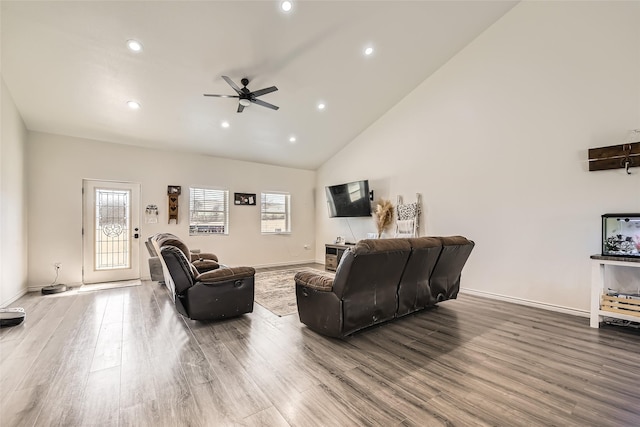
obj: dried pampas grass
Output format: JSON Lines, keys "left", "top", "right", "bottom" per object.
{"left": 374, "top": 199, "right": 394, "bottom": 238}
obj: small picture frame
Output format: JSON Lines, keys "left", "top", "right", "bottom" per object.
{"left": 167, "top": 185, "right": 181, "bottom": 195}
{"left": 234, "top": 192, "right": 256, "bottom": 205}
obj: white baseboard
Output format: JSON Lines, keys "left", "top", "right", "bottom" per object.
{"left": 29, "top": 277, "right": 155, "bottom": 291}
{"left": 460, "top": 287, "right": 590, "bottom": 318}
{"left": 252, "top": 259, "right": 317, "bottom": 269}
{"left": 1, "top": 288, "right": 29, "bottom": 308}
{"left": 28, "top": 282, "right": 83, "bottom": 293}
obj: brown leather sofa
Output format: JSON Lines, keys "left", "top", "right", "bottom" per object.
{"left": 151, "top": 233, "right": 255, "bottom": 321}
{"left": 294, "top": 236, "right": 474, "bottom": 338}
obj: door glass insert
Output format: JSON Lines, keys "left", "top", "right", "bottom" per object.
{"left": 95, "top": 188, "right": 131, "bottom": 270}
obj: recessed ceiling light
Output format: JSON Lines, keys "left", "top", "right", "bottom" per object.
{"left": 317, "top": 103, "right": 326, "bottom": 110}
{"left": 126, "top": 39, "right": 143, "bottom": 52}
{"left": 126, "top": 100, "right": 141, "bottom": 110}
{"left": 289, "top": 136, "right": 297, "bottom": 143}
{"left": 221, "top": 121, "right": 230, "bottom": 128}
{"left": 364, "top": 46, "right": 374, "bottom": 56}
{"left": 281, "top": 1, "right": 293, "bottom": 12}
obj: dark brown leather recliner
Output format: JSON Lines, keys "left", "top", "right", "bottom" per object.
{"left": 295, "top": 236, "right": 474, "bottom": 338}
{"left": 159, "top": 246, "right": 255, "bottom": 321}
{"left": 150, "top": 233, "right": 255, "bottom": 321}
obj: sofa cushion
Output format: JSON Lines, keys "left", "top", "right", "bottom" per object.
{"left": 193, "top": 259, "right": 220, "bottom": 273}
{"left": 332, "top": 238, "right": 412, "bottom": 336}
{"left": 196, "top": 266, "right": 256, "bottom": 284}
{"left": 397, "top": 236, "right": 443, "bottom": 316}
{"left": 350, "top": 238, "right": 411, "bottom": 256}
{"left": 430, "top": 236, "right": 475, "bottom": 301}
{"left": 439, "top": 235, "right": 472, "bottom": 246}
{"left": 155, "top": 234, "right": 191, "bottom": 260}
{"left": 160, "top": 245, "right": 195, "bottom": 294}
{"left": 407, "top": 236, "right": 442, "bottom": 250}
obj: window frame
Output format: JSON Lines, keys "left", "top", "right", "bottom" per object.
{"left": 260, "top": 192, "right": 291, "bottom": 234}
{"left": 188, "top": 186, "right": 229, "bottom": 236}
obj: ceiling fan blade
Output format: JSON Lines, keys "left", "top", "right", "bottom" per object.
{"left": 237, "top": 104, "right": 245, "bottom": 113}
{"left": 203, "top": 94, "right": 239, "bottom": 98}
{"left": 250, "top": 86, "right": 278, "bottom": 97}
{"left": 252, "top": 98, "right": 279, "bottom": 110}
{"left": 222, "top": 76, "right": 242, "bottom": 94}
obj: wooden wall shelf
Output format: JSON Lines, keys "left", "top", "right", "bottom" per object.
{"left": 168, "top": 185, "right": 181, "bottom": 224}
{"left": 588, "top": 142, "right": 639, "bottom": 172}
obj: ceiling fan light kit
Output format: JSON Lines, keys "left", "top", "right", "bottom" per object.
{"left": 204, "top": 76, "right": 279, "bottom": 113}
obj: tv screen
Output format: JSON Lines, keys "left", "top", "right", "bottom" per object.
{"left": 325, "top": 180, "right": 371, "bottom": 218}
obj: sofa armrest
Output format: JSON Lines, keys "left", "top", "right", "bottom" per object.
{"left": 294, "top": 271, "right": 334, "bottom": 292}
{"left": 190, "top": 253, "right": 219, "bottom": 263}
{"left": 193, "top": 259, "right": 220, "bottom": 273}
{"left": 196, "top": 266, "right": 255, "bottom": 284}
{"left": 295, "top": 282, "right": 342, "bottom": 337}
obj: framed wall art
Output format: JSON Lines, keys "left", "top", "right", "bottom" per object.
{"left": 234, "top": 193, "right": 256, "bottom": 205}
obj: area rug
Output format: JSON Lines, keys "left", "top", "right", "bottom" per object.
{"left": 254, "top": 267, "right": 334, "bottom": 317}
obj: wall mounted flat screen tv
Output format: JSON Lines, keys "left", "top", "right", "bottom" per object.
{"left": 325, "top": 180, "right": 371, "bottom": 218}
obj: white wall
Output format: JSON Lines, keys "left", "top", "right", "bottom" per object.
{"left": 27, "top": 132, "right": 316, "bottom": 289}
{"left": 316, "top": 1, "right": 640, "bottom": 313}
{"left": 1, "top": 76, "right": 29, "bottom": 306}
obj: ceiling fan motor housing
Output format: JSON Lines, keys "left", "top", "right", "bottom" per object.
{"left": 203, "top": 76, "right": 279, "bottom": 112}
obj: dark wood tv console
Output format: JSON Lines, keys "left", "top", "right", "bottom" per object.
{"left": 325, "top": 243, "right": 355, "bottom": 271}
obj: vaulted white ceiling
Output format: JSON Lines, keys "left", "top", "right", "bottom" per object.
{"left": 1, "top": 1, "right": 517, "bottom": 170}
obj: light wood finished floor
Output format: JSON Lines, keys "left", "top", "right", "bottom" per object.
{"left": 2, "top": 267, "right": 640, "bottom": 427}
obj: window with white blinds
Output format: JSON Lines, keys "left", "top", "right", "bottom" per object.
{"left": 261, "top": 192, "right": 291, "bottom": 234}
{"left": 189, "top": 187, "right": 229, "bottom": 235}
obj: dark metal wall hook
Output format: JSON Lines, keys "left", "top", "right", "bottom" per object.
{"left": 621, "top": 144, "right": 633, "bottom": 174}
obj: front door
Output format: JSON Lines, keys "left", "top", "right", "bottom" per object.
{"left": 83, "top": 180, "right": 140, "bottom": 284}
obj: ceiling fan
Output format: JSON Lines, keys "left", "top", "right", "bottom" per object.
{"left": 204, "top": 76, "right": 279, "bottom": 113}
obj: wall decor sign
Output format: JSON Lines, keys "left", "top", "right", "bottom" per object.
{"left": 145, "top": 204, "right": 159, "bottom": 224}
{"left": 234, "top": 193, "right": 256, "bottom": 205}
{"left": 167, "top": 186, "right": 181, "bottom": 224}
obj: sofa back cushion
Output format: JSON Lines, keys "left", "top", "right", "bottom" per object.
{"left": 397, "top": 237, "right": 443, "bottom": 315}
{"left": 333, "top": 238, "right": 411, "bottom": 335}
{"left": 154, "top": 233, "right": 191, "bottom": 260}
{"left": 160, "top": 245, "right": 195, "bottom": 295}
{"left": 430, "top": 236, "right": 475, "bottom": 301}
